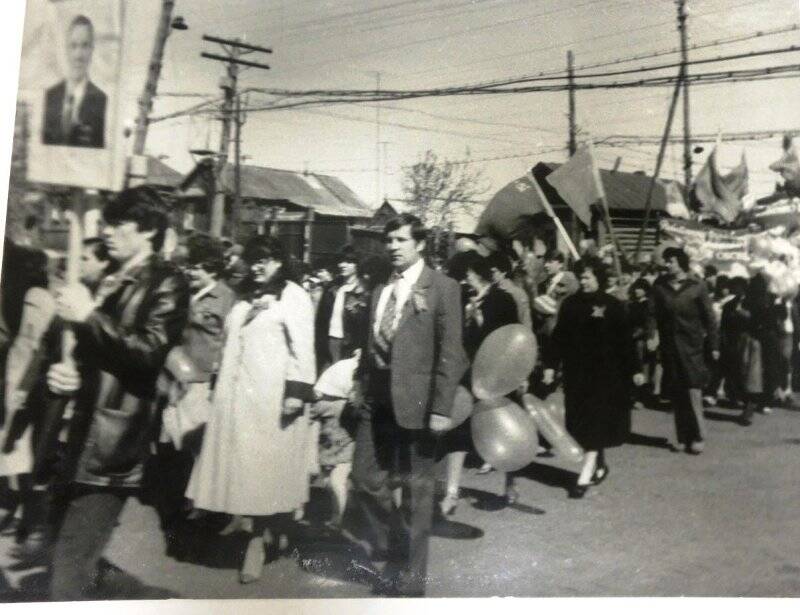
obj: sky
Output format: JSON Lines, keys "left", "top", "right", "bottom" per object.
{"left": 24, "top": 0, "right": 800, "bottom": 218}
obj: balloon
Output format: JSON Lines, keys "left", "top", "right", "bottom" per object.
{"left": 449, "top": 385, "right": 474, "bottom": 429}
{"left": 164, "top": 347, "right": 205, "bottom": 384}
{"left": 472, "top": 325, "right": 538, "bottom": 400}
{"left": 522, "top": 394, "right": 584, "bottom": 465}
{"left": 470, "top": 397, "right": 538, "bottom": 472}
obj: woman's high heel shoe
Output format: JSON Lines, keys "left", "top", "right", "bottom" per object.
{"left": 591, "top": 464, "right": 609, "bottom": 485}
{"left": 568, "top": 484, "right": 589, "bottom": 499}
{"left": 440, "top": 491, "right": 459, "bottom": 516}
{"left": 239, "top": 535, "right": 266, "bottom": 584}
{"left": 504, "top": 486, "right": 520, "bottom": 506}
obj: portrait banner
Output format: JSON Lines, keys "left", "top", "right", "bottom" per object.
{"left": 20, "top": 0, "right": 126, "bottom": 191}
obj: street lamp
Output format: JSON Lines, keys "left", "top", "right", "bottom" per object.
{"left": 171, "top": 16, "right": 188, "bottom": 31}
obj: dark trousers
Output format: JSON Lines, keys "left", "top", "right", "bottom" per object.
{"left": 49, "top": 484, "right": 129, "bottom": 601}
{"left": 672, "top": 387, "right": 705, "bottom": 445}
{"left": 342, "top": 373, "right": 437, "bottom": 595}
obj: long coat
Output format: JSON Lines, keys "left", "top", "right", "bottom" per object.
{"left": 546, "top": 291, "right": 637, "bottom": 450}
{"left": 652, "top": 276, "right": 718, "bottom": 394}
{"left": 186, "top": 280, "right": 316, "bottom": 516}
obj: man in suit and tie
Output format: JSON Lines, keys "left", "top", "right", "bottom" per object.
{"left": 42, "top": 14, "right": 106, "bottom": 148}
{"left": 342, "top": 213, "right": 468, "bottom": 597}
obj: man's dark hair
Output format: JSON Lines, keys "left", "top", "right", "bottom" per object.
{"left": 662, "top": 247, "right": 690, "bottom": 272}
{"left": 186, "top": 233, "right": 226, "bottom": 277}
{"left": 102, "top": 186, "right": 170, "bottom": 252}
{"left": 462, "top": 251, "right": 493, "bottom": 284}
{"left": 704, "top": 264, "right": 718, "bottom": 278}
{"left": 576, "top": 257, "right": 610, "bottom": 291}
{"left": 83, "top": 237, "right": 111, "bottom": 262}
{"left": 383, "top": 213, "right": 428, "bottom": 243}
{"left": 544, "top": 249, "right": 565, "bottom": 264}
{"left": 486, "top": 251, "right": 513, "bottom": 277}
{"left": 69, "top": 14, "right": 94, "bottom": 42}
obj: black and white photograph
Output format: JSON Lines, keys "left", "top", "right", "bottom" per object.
{"left": 21, "top": 0, "right": 124, "bottom": 191}
{"left": 0, "top": 0, "right": 799, "bottom": 609}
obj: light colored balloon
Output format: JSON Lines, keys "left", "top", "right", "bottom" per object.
{"left": 472, "top": 324, "right": 538, "bottom": 400}
{"left": 522, "top": 394, "right": 584, "bottom": 465}
{"left": 470, "top": 397, "right": 538, "bottom": 472}
{"left": 164, "top": 347, "right": 204, "bottom": 383}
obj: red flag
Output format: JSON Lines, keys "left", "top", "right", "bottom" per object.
{"left": 544, "top": 146, "right": 601, "bottom": 227}
{"left": 691, "top": 149, "right": 748, "bottom": 223}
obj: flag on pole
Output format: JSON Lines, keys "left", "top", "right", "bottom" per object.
{"left": 529, "top": 170, "right": 580, "bottom": 260}
{"left": 691, "top": 148, "right": 748, "bottom": 223}
{"left": 544, "top": 146, "right": 601, "bottom": 227}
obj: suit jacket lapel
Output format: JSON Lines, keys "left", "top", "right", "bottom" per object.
{"left": 395, "top": 265, "right": 433, "bottom": 333}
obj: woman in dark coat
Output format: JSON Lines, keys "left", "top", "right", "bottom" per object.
{"left": 737, "top": 272, "right": 775, "bottom": 425}
{"left": 440, "top": 251, "right": 519, "bottom": 513}
{"left": 651, "top": 247, "right": 718, "bottom": 454}
{"left": 718, "top": 276, "right": 748, "bottom": 407}
{"left": 544, "top": 258, "right": 642, "bottom": 499}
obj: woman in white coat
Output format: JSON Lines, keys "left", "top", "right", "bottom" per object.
{"left": 186, "top": 235, "right": 316, "bottom": 583}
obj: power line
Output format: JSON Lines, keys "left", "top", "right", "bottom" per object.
{"left": 293, "top": 108, "right": 540, "bottom": 146}
{"left": 400, "top": 0, "right": 777, "bottom": 80}
{"left": 275, "top": 0, "right": 616, "bottom": 74}
{"left": 237, "top": 63, "right": 800, "bottom": 111}
{"left": 252, "top": 44, "right": 800, "bottom": 97}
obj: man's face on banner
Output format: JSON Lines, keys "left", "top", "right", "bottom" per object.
{"left": 67, "top": 22, "right": 94, "bottom": 83}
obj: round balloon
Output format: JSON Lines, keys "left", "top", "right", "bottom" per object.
{"left": 164, "top": 347, "right": 204, "bottom": 383}
{"left": 449, "top": 385, "right": 474, "bottom": 429}
{"left": 470, "top": 397, "right": 538, "bottom": 472}
{"left": 471, "top": 324, "right": 538, "bottom": 400}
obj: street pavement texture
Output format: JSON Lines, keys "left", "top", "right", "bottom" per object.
{"left": 2, "top": 400, "right": 800, "bottom": 600}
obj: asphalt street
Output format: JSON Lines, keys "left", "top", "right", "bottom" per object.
{"left": 2, "top": 399, "right": 800, "bottom": 600}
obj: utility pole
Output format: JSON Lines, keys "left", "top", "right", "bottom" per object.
{"left": 374, "top": 72, "right": 382, "bottom": 207}
{"left": 677, "top": 0, "right": 692, "bottom": 199}
{"left": 129, "top": 0, "right": 185, "bottom": 184}
{"left": 233, "top": 91, "right": 243, "bottom": 236}
{"left": 566, "top": 50, "right": 579, "bottom": 248}
{"left": 201, "top": 35, "right": 271, "bottom": 238}
{"left": 567, "top": 50, "right": 577, "bottom": 157}
{"left": 380, "top": 141, "right": 390, "bottom": 201}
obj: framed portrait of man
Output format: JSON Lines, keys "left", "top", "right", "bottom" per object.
{"left": 20, "top": 0, "right": 126, "bottom": 191}
{"left": 41, "top": 13, "right": 107, "bottom": 149}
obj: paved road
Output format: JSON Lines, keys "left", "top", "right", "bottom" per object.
{"left": 3, "top": 400, "right": 800, "bottom": 600}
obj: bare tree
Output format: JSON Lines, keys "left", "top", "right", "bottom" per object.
{"left": 401, "top": 149, "right": 488, "bottom": 229}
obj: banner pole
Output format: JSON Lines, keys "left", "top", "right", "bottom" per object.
{"left": 529, "top": 170, "right": 580, "bottom": 261}
{"left": 62, "top": 189, "right": 85, "bottom": 365}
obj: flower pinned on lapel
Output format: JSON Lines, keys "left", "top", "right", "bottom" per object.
{"left": 411, "top": 287, "right": 428, "bottom": 313}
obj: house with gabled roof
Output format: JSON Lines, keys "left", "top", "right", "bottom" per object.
{"left": 178, "top": 159, "right": 373, "bottom": 265}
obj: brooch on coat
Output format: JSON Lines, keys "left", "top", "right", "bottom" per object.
{"left": 411, "top": 288, "right": 428, "bottom": 313}
{"left": 591, "top": 305, "right": 606, "bottom": 319}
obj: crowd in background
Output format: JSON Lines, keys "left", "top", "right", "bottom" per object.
{"left": 0, "top": 186, "right": 797, "bottom": 598}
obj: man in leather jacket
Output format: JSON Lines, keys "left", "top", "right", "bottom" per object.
{"left": 43, "top": 186, "right": 190, "bottom": 600}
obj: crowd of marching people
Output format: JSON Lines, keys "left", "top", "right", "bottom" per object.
{"left": 1, "top": 185, "right": 799, "bottom": 598}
